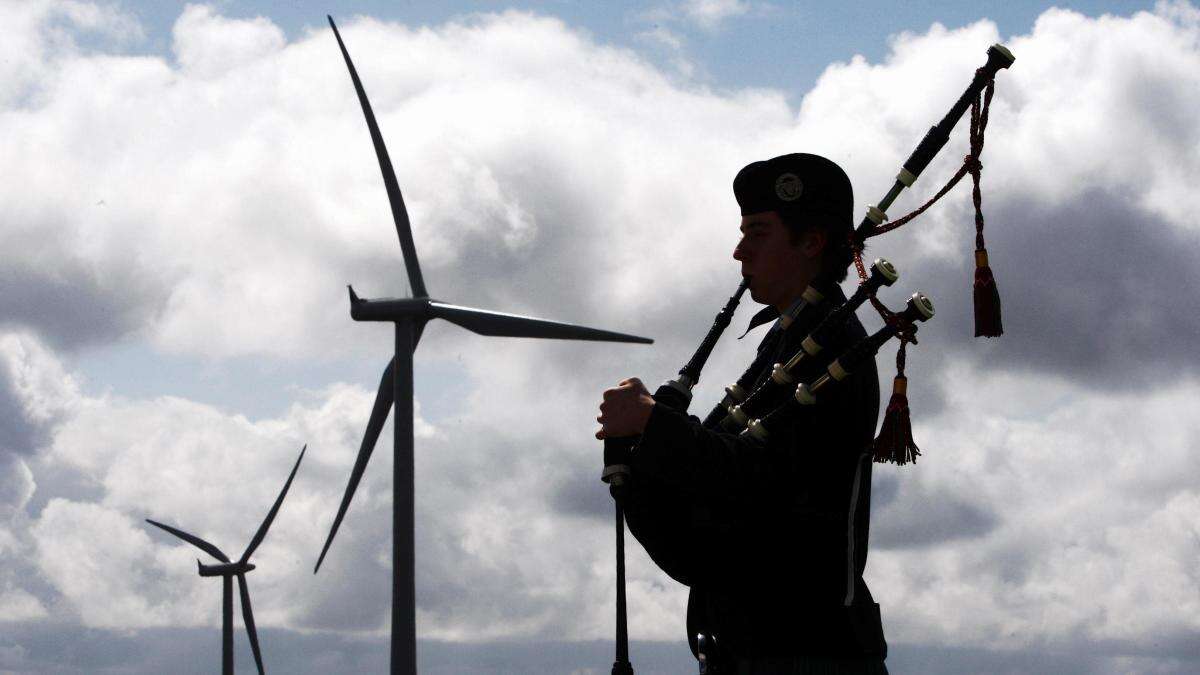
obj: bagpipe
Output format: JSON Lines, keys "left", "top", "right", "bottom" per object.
{"left": 599, "top": 43, "right": 1015, "bottom": 674}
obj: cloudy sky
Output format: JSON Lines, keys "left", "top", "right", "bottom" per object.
{"left": 2, "top": 0, "right": 1199, "bottom": 673}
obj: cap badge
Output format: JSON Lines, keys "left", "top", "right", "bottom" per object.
{"left": 775, "top": 173, "right": 803, "bottom": 201}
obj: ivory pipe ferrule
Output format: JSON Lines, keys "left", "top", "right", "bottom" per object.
{"left": 827, "top": 360, "right": 850, "bottom": 382}
{"left": 728, "top": 405, "right": 749, "bottom": 426}
{"left": 801, "top": 286, "right": 825, "bottom": 305}
{"left": 747, "top": 419, "right": 769, "bottom": 441}
{"left": 800, "top": 335, "right": 822, "bottom": 357}
{"left": 770, "top": 363, "right": 794, "bottom": 386}
{"left": 663, "top": 378, "right": 693, "bottom": 398}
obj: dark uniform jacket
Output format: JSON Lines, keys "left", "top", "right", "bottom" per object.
{"left": 622, "top": 282, "right": 886, "bottom": 661}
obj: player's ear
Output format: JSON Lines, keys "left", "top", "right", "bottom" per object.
{"left": 801, "top": 226, "right": 826, "bottom": 259}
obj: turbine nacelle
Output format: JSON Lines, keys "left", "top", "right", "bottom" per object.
{"left": 198, "top": 560, "right": 257, "bottom": 577}
{"left": 348, "top": 286, "right": 431, "bottom": 322}
{"left": 347, "top": 284, "right": 653, "bottom": 342}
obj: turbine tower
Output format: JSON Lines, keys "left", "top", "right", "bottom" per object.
{"left": 315, "top": 16, "right": 653, "bottom": 675}
{"left": 146, "top": 445, "right": 306, "bottom": 675}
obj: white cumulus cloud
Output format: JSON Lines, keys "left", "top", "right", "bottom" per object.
{"left": 2, "top": 2, "right": 1200, "bottom": 672}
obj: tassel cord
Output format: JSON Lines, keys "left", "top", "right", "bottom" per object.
{"left": 970, "top": 79, "right": 995, "bottom": 251}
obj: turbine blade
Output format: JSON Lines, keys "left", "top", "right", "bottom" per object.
{"left": 145, "top": 519, "right": 230, "bottom": 563}
{"left": 327, "top": 15, "right": 428, "bottom": 299}
{"left": 314, "top": 358, "right": 395, "bottom": 572}
{"left": 428, "top": 302, "right": 653, "bottom": 343}
{"left": 237, "top": 574, "right": 265, "bottom": 675}
{"left": 240, "top": 445, "right": 307, "bottom": 563}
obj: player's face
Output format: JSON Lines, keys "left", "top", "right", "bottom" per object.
{"left": 733, "top": 211, "right": 817, "bottom": 307}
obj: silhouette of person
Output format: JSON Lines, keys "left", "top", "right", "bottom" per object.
{"left": 597, "top": 154, "right": 888, "bottom": 674}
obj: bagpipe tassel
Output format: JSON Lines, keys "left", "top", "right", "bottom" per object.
{"left": 873, "top": 375, "right": 920, "bottom": 465}
{"left": 966, "top": 78, "right": 1003, "bottom": 338}
{"left": 973, "top": 248, "right": 1003, "bottom": 337}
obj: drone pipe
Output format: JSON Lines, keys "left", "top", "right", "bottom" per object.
{"left": 744, "top": 292, "right": 935, "bottom": 442}
{"left": 719, "top": 258, "right": 899, "bottom": 433}
{"left": 852, "top": 44, "right": 1014, "bottom": 245}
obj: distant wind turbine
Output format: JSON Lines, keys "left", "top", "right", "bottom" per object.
{"left": 315, "top": 16, "right": 653, "bottom": 675}
{"left": 146, "top": 445, "right": 306, "bottom": 675}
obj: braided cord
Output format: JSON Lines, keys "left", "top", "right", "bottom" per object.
{"left": 972, "top": 79, "right": 995, "bottom": 250}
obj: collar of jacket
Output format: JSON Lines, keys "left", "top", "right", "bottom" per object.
{"left": 738, "top": 304, "right": 783, "bottom": 339}
{"left": 739, "top": 295, "right": 806, "bottom": 339}
{"left": 736, "top": 281, "right": 850, "bottom": 340}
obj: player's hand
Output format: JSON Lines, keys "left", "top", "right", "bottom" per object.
{"left": 596, "top": 377, "right": 655, "bottom": 440}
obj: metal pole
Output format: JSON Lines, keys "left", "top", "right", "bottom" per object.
{"left": 394, "top": 321, "right": 416, "bottom": 674}
{"left": 613, "top": 502, "right": 634, "bottom": 675}
{"left": 222, "top": 575, "right": 233, "bottom": 675}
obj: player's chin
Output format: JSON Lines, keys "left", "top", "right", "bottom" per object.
{"left": 745, "top": 278, "right": 763, "bottom": 302}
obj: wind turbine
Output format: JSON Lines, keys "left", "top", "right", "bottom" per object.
{"left": 146, "top": 445, "right": 306, "bottom": 675}
{"left": 315, "top": 16, "right": 653, "bottom": 675}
